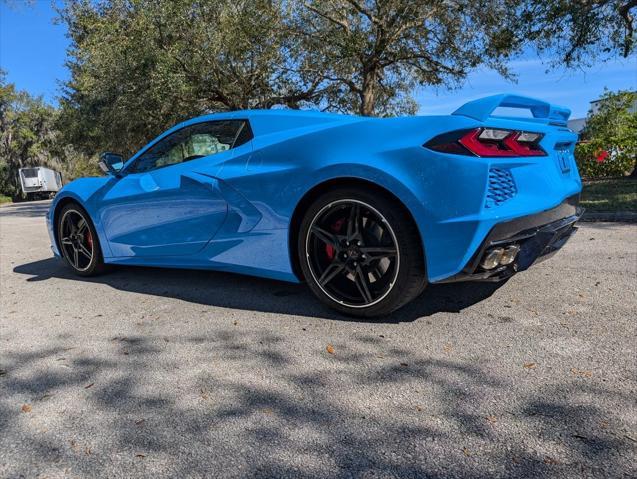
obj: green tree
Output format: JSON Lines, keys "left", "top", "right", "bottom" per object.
{"left": 519, "top": 0, "right": 636, "bottom": 68}
{"left": 291, "top": 0, "right": 637, "bottom": 116}
{"left": 294, "top": 0, "right": 526, "bottom": 116}
{"left": 57, "top": 0, "right": 323, "bottom": 156}
{"left": 575, "top": 89, "right": 637, "bottom": 177}
{"left": 0, "top": 71, "right": 59, "bottom": 197}
{"left": 0, "top": 71, "right": 100, "bottom": 198}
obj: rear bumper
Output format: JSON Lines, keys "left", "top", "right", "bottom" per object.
{"left": 438, "top": 194, "right": 583, "bottom": 283}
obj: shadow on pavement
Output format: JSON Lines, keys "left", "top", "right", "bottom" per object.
{"left": 13, "top": 257, "right": 505, "bottom": 323}
{"left": 0, "top": 200, "right": 51, "bottom": 218}
{"left": 0, "top": 329, "right": 632, "bottom": 477}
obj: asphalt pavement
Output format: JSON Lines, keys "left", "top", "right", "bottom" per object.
{"left": 1, "top": 200, "right": 636, "bottom": 478}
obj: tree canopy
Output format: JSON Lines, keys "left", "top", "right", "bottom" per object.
{"left": 55, "top": 0, "right": 636, "bottom": 156}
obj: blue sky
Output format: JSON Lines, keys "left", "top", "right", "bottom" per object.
{"left": 1, "top": 1, "right": 636, "bottom": 119}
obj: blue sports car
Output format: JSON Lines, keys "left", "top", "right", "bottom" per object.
{"left": 47, "top": 94, "right": 583, "bottom": 317}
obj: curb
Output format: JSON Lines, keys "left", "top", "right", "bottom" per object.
{"left": 581, "top": 211, "right": 637, "bottom": 223}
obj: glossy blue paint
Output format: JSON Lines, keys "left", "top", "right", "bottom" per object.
{"left": 48, "top": 94, "right": 582, "bottom": 284}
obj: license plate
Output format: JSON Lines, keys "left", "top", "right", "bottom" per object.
{"left": 555, "top": 147, "right": 572, "bottom": 173}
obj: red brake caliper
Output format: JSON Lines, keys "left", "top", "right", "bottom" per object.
{"left": 86, "top": 229, "right": 93, "bottom": 250}
{"left": 326, "top": 218, "right": 345, "bottom": 260}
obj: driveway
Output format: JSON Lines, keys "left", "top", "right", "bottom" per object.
{"left": 1, "top": 200, "right": 635, "bottom": 478}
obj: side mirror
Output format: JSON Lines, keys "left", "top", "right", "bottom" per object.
{"left": 98, "top": 152, "right": 125, "bottom": 176}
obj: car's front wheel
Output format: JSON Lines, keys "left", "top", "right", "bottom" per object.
{"left": 298, "top": 187, "right": 426, "bottom": 317}
{"left": 57, "top": 203, "right": 105, "bottom": 276}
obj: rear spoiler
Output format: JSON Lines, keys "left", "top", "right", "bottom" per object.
{"left": 452, "top": 94, "right": 571, "bottom": 126}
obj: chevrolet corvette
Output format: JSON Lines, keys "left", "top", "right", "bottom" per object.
{"left": 47, "top": 94, "right": 583, "bottom": 317}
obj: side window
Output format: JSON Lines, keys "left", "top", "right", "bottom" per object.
{"left": 129, "top": 120, "right": 252, "bottom": 173}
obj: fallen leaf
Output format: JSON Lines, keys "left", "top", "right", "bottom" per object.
{"left": 233, "top": 320, "right": 238, "bottom": 326}
{"left": 523, "top": 362, "right": 536, "bottom": 369}
{"left": 599, "top": 420, "right": 609, "bottom": 429}
{"left": 84, "top": 383, "right": 95, "bottom": 389}
{"left": 415, "top": 406, "right": 423, "bottom": 412}
{"left": 135, "top": 419, "right": 145, "bottom": 426}
{"left": 21, "top": 404, "right": 32, "bottom": 413}
{"left": 136, "top": 454, "right": 146, "bottom": 459}
{"left": 486, "top": 415, "right": 497, "bottom": 425}
{"left": 326, "top": 344, "right": 335, "bottom": 354}
{"left": 443, "top": 344, "right": 452, "bottom": 353}
{"left": 572, "top": 434, "right": 588, "bottom": 441}
{"left": 262, "top": 407, "right": 274, "bottom": 415}
{"left": 570, "top": 368, "right": 592, "bottom": 378}
{"left": 463, "top": 447, "right": 471, "bottom": 457}
{"left": 0, "top": 369, "right": 7, "bottom": 376}
{"left": 544, "top": 456, "right": 559, "bottom": 465}
{"left": 378, "top": 334, "right": 385, "bottom": 338}
{"left": 85, "top": 447, "right": 92, "bottom": 455}
{"left": 400, "top": 362, "right": 408, "bottom": 367}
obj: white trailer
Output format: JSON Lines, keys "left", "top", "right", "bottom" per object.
{"left": 19, "top": 167, "right": 63, "bottom": 199}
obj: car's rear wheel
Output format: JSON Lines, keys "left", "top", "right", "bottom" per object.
{"left": 57, "top": 203, "right": 105, "bottom": 276}
{"left": 298, "top": 187, "right": 426, "bottom": 317}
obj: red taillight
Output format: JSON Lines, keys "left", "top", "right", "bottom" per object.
{"left": 426, "top": 128, "right": 546, "bottom": 157}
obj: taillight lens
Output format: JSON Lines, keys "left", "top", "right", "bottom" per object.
{"left": 426, "top": 128, "right": 546, "bottom": 157}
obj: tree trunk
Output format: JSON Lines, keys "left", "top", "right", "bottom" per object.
{"left": 360, "top": 69, "right": 378, "bottom": 116}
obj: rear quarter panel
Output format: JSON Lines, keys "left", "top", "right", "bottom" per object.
{"left": 215, "top": 114, "right": 497, "bottom": 281}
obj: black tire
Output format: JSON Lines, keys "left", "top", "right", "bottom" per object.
{"left": 298, "top": 186, "right": 426, "bottom": 317}
{"left": 56, "top": 203, "right": 106, "bottom": 277}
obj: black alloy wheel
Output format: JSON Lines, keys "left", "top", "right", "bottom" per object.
{"left": 57, "top": 203, "right": 105, "bottom": 276}
{"left": 299, "top": 187, "right": 426, "bottom": 317}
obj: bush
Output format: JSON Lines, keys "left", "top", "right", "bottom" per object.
{"left": 575, "top": 142, "right": 635, "bottom": 178}
{"left": 574, "top": 89, "right": 637, "bottom": 178}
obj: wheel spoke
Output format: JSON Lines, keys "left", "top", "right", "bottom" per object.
{"left": 61, "top": 237, "right": 73, "bottom": 245}
{"left": 347, "top": 204, "right": 361, "bottom": 239}
{"left": 77, "top": 243, "right": 92, "bottom": 260}
{"left": 371, "top": 265, "right": 384, "bottom": 282}
{"left": 360, "top": 246, "right": 397, "bottom": 261}
{"left": 318, "top": 261, "right": 345, "bottom": 286}
{"left": 311, "top": 225, "right": 339, "bottom": 249}
{"left": 354, "top": 264, "right": 373, "bottom": 304}
{"left": 72, "top": 247, "right": 80, "bottom": 268}
{"left": 77, "top": 218, "right": 87, "bottom": 234}
{"left": 67, "top": 216, "right": 77, "bottom": 235}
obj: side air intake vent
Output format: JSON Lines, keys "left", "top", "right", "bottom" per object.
{"left": 485, "top": 168, "right": 517, "bottom": 208}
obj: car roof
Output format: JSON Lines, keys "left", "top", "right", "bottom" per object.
{"left": 190, "top": 108, "right": 360, "bottom": 122}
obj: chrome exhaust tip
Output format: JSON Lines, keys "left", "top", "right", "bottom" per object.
{"left": 480, "top": 244, "right": 520, "bottom": 270}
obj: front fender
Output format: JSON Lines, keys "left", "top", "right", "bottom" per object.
{"left": 48, "top": 177, "right": 115, "bottom": 258}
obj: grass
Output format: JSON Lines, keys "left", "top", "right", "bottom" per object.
{"left": 0, "top": 195, "right": 12, "bottom": 205}
{"left": 581, "top": 177, "right": 637, "bottom": 213}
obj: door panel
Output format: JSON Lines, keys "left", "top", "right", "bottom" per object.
{"left": 99, "top": 162, "right": 228, "bottom": 257}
